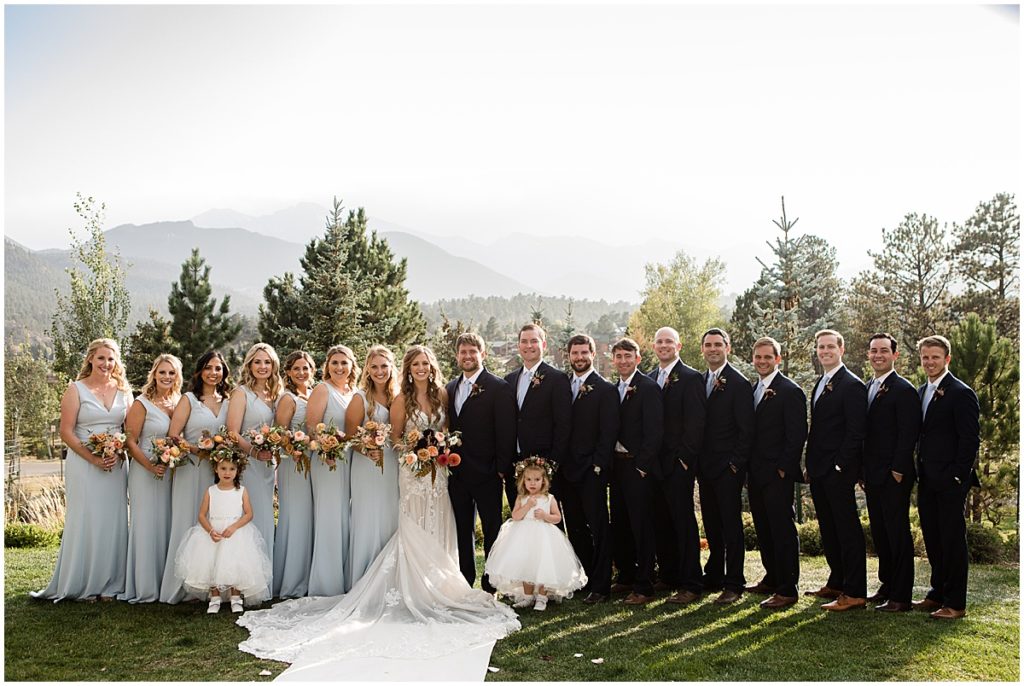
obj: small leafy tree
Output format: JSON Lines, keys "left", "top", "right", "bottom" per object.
{"left": 4, "top": 346, "right": 62, "bottom": 454}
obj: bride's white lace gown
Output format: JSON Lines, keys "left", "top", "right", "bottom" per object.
{"left": 237, "top": 409, "right": 520, "bottom": 666}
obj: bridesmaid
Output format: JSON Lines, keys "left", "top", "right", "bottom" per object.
{"left": 31, "top": 338, "right": 132, "bottom": 602}
{"left": 273, "top": 350, "right": 316, "bottom": 598}
{"left": 120, "top": 354, "right": 182, "bottom": 603}
{"left": 160, "top": 350, "right": 231, "bottom": 604}
{"left": 227, "top": 342, "right": 282, "bottom": 599}
{"left": 306, "top": 344, "right": 357, "bottom": 596}
{"left": 345, "top": 345, "right": 400, "bottom": 586}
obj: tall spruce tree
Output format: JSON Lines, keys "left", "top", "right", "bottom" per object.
{"left": 50, "top": 194, "right": 132, "bottom": 382}
{"left": 167, "top": 248, "right": 243, "bottom": 373}
{"left": 124, "top": 309, "right": 175, "bottom": 389}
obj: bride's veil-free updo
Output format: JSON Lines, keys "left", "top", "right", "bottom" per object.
{"left": 400, "top": 345, "right": 445, "bottom": 426}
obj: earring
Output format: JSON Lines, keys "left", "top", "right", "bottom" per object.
{"left": 429, "top": 373, "right": 434, "bottom": 381}
{"left": 408, "top": 374, "right": 413, "bottom": 383}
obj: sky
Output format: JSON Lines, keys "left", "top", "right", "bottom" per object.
{"left": 3, "top": 2, "right": 1020, "bottom": 295}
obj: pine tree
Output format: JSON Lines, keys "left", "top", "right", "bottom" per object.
{"left": 50, "top": 194, "right": 132, "bottom": 382}
{"left": 124, "top": 309, "right": 175, "bottom": 389}
{"left": 427, "top": 311, "right": 470, "bottom": 381}
{"left": 166, "top": 248, "right": 243, "bottom": 373}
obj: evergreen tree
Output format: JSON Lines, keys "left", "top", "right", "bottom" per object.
{"left": 50, "top": 194, "right": 132, "bottom": 382}
{"left": 948, "top": 314, "right": 1020, "bottom": 525}
{"left": 124, "top": 309, "right": 175, "bottom": 389}
{"left": 952, "top": 193, "right": 1019, "bottom": 341}
{"left": 482, "top": 316, "right": 500, "bottom": 341}
{"left": 427, "top": 311, "right": 470, "bottom": 381}
{"left": 167, "top": 248, "right": 243, "bottom": 372}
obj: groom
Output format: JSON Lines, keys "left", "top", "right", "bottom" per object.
{"left": 446, "top": 332, "right": 517, "bottom": 592}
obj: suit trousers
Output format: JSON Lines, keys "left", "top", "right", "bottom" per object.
{"left": 917, "top": 476, "right": 970, "bottom": 611}
{"left": 748, "top": 475, "right": 800, "bottom": 597}
{"left": 448, "top": 474, "right": 503, "bottom": 592}
{"left": 809, "top": 470, "right": 867, "bottom": 597}
{"left": 653, "top": 466, "right": 703, "bottom": 593}
{"left": 865, "top": 477, "right": 915, "bottom": 602}
{"left": 698, "top": 469, "right": 746, "bottom": 592}
{"left": 610, "top": 455, "right": 655, "bottom": 596}
{"left": 560, "top": 470, "right": 612, "bottom": 595}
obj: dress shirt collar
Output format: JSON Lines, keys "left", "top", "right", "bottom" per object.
{"left": 927, "top": 369, "right": 949, "bottom": 390}
{"left": 873, "top": 369, "right": 896, "bottom": 386}
{"left": 758, "top": 369, "right": 780, "bottom": 389}
{"left": 461, "top": 368, "right": 484, "bottom": 386}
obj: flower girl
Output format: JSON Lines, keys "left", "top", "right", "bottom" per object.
{"left": 175, "top": 455, "right": 272, "bottom": 613}
{"left": 485, "top": 457, "right": 587, "bottom": 611}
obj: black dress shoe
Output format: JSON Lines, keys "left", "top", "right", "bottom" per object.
{"left": 653, "top": 581, "right": 674, "bottom": 592}
{"left": 745, "top": 582, "right": 774, "bottom": 595}
{"left": 583, "top": 592, "right": 608, "bottom": 604}
{"left": 875, "top": 600, "right": 911, "bottom": 612}
{"left": 866, "top": 591, "right": 888, "bottom": 603}
{"left": 610, "top": 583, "right": 633, "bottom": 595}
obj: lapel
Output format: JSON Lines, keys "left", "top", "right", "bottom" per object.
{"left": 521, "top": 362, "right": 545, "bottom": 408}
{"left": 621, "top": 373, "right": 638, "bottom": 405}
{"left": 573, "top": 370, "right": 595, "bottom": 405}
{"left": 923, "top": 373, "right": 953, "bottom": 425}
{"left": 462, "top": 369, "right": 487, "bottom": 413}
{"left": 707, "top": 363, "right": 729, "bottom": 403}
{"left": 755, "top": 373, "right": 778, "bottom": 414}
{"left": 869, "top": 372, "right": 895, "bottom": 414}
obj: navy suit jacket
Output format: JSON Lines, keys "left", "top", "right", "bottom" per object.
{"left": 863, "top": 372, "right": 921, "bottom": 487}
{"left": 699, "top": 362, "right": 755, "bottom": 479}
{"left": 615, "top": 371, "right": 664, "bottom": 478}
{"left": 805, "top": 365, "right": 867, "bottom": 480}
{"left": 504, "top": 360, "right": 572, "bottom": 465}
{"left": 563, "top": 370, "right": 619, "bottom": 483}
{"left": 445, "top": 368, "right": 516, "bottom": 485}
{"left": 749, "top": 372, "right": 808, "bottom": 488}
{"left": 649, "top": 360, "right": 705, "bottom": 477}
{"left": 916, "top": 372, "right": 981, "bottom": 489}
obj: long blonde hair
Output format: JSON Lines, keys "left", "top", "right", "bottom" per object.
{"left": 359, "top": 345, "right": 399, "bottom": 418}
{"left": 400, "top": 345, "right": 445, "bottom": 425}
{"left": 240, "top": 343, "right": 283, "bottom": 401}
{"left": 140, "top": 353, "right": 184, "bottom": 401}
{"left": 77, "top": 338, "right": 131, "bottom": 392}
{"left": 322, "top": 344, "right": 359, "bottom": 386}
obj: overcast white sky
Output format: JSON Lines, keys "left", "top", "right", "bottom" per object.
{"left": 3, "top": 2, "right": 1019, "bottom": 293}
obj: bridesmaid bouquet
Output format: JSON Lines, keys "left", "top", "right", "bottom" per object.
{"left": 85, "top": 431, "right": 128, "bottom": 471}
{"left": 195, "top": 426, "right": 243, "bottom": 464}
{"left": 278, "top": 429, "right": 313, "bottom": 477}
{"left": 149, "top": 436, "right": 193, "bottom": 478}
{"left": 245, "top": 424, "right": 291, "bottom": 468}
{"left": 345, "top": 421, "right": 391, "bottom": 474}
{"left": 310, "top": 421, "right": 347, "bottom": 471}
{"left": 395, "top": 428, "right": 462, "bottom": 485}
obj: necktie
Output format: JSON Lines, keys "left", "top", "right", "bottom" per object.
{"left": 571, "top": 375, "right": 582, "bottom": 401}
{"left": 922, "top": 383, "right": 936, "bottom": 418}
{"left": 813, "top": 375, "right": 830, "bottom": 407}
{"left": 658, "top": 367, "right": 668, "bottom": 389}
{"left": 868, "top": 378, "right": 879, "bottom": 405}
{"left": 705, "top": 370, "right": 716, "bottom": 398}
{"left": 753, "top": 380, "right": 765, "bottom": 407}
{"left": 455, "top": 378, "right": 472, "bottom": 415}
{"left": 517, "top": 369, "right": 532, "bottom": 409}
{"left": 619, "top": 381, "right": 628, "bottom": 402}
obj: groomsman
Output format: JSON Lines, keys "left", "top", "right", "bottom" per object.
{"left": 608, "top": 337, "right": 663, "bottom": 605}
{"left": 446, "top": 332, "right": 516, "bottom": 592}
{"left": 504, "top": 323, "right": 572, "bottom": 509}
{"left": 559, "top": 334, "right": 619, "bottom": 604}
{"left": 747, "top": 337, "right": 807, "bottom": 609}
{"left": 805, "top": 329, "right": 868, "bottom": 611}
{"left": 914, "top": 335, "right": 980, "bottom": 620}
{"left": 697, "top": 327, "right": 754, "bottom": 604}
{"left": 862, "top": 333, "right": 921, "bottom": 612}
{"left": 648, "top": 327, "right": 706, "bottom": 605}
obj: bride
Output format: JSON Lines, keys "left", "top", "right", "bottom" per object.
{"left": 237, "top": 345, "right": 519, "bottom": 669}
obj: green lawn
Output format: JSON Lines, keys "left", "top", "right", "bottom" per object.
{"left": 4, "top": 547, "right": 1019, "bottom": 681}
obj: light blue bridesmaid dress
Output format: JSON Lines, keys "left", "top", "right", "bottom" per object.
{"left": 31, "top": 381, "right": 130, "bottom": 601}
{"left": 272, "top": 390, "right": 314, "bottom": 598}
{"left": 119, "top": 396, "right": 173, "bottom": 603}
{"left": 159, "top": 391, "right": 228, "bottom": 603}
{"left": 307, "top": 383, "right": 353, "bottom": 596}
{"left": 238, "top": 385, "right": 277, "bottom": 599}
{"left": 347, "top": 389, "right": 400, "bottom": 586}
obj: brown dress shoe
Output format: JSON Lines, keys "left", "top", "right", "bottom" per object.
{"left": 666, "top": 590, "right": 700, "bottom": 605}
{"left": 745, "top": 582, "right": 774, "bottom": 595}
{"left": 866, "top": 591, "right": 888, "bottom": 603}
{"left": 912, "top": 598, "right": 943, "bottom": 612}
{"left": 583, "top": 592, "right": 608, "bottom": 604}
{"left": 623, "top": 592, "right": 654, "bottom": 605}
{"left": 930, "top": 606, "right": 966, "bottom": 620}
{"left": 610, "top": 583, "right": 633, "bottom": 595}
{"left": 760, "top": 594, "right": 798, "bottom": 609}
{"left": 875, "top": 600, "right": 911, "bottom": 612}
{"left": 822, "top": 594, "right": 866, "bottom": 611}
{"left": 804, "top": 585, "right": 842, "bottom": 599}
{"left": 653, "top": 581, "right": 674, "bottom": 592}
{"left": 713, "top": 590, "right": 742, "bottom": 605}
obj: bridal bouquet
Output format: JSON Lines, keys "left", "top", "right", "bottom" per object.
{"left": 395, "top": 428, "right": 462, "bottom": 485}
{"left": 195, "top": 426, "right": 243, "bottom": 464}
{"left": 85, "top": 431, "right": 128, "bottom": 471}
{"left": 149, "top": 436, "right": 193, "bottom": 478}
{"left": 278, "top": 429, "right": 313, "bottom": 476}
{"left": 245, "top": 424, "right": 291, "bottom": 468}
{"left": 345, "top": 421, "right": 391, "bottom": 473}
{"left": 310, "top": 421, "right": 347, "bottom": 471}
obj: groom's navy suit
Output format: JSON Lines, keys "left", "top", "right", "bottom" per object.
{"left": 446, "top": 368, "right": 516, "bottom": 591}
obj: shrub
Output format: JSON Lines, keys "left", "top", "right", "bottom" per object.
{"left": 797, "top": 520, "right": 822, "bottom": 556}
{"left": 742, "top": 511, "right": 758, "bottom": 550}
{"left": 1003, "top": 531, "right": 1019, "bottom": 561}
{"left": 5, "top": 522, "right": 60, "bottom": 548}
{"left": 966, "top": 522, "right": 1004, "bottom": 563}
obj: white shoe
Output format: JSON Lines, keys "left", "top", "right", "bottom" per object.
{"left": 513, "top": 595, "right": 535, "bottom": 609}
{"left": 230, "top": 595, "right": 243, "bottom": 613}
{"left": 534, "top": 595, "right": 548, "bottom": 611}
{"left": 207, "top": 596, "right": 222, "bottom": 614}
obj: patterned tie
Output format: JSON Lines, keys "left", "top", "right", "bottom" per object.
{"left": 517, "top": 369, "right": 532, "bottom": 409}
{"left": 753, "top": 380, "right": 765, "bottom": 408}
{"left": 813, "top": 375, "right": 830, "bottom": 407}
{"left": 455, "top": 378, "right": 472, "bottom": 415}
{"left": 658, "top": 367, "right": 669, "bottom": 389}
{"left": 868, "top": 378, "right": 879, "bottom": 405}
{"left": 571, "top": 375, "right": 582, "bottom": 401}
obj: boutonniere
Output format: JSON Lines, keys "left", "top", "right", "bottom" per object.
{"left": 530, "top": 372, "right": 545, "bottom": 388}
{"left": 763, "top": 388, "right": 776, "bottom": 400}
{"left": 469, "top": 383, "right": 485, "bottom": 399}
{"left": 934, "top": 388, "right": 945, "bottom": 398}
{"left": 624, "top": 385, "right": 637, "bottom": 400}
{"left": 577, "top": 384, "right": 594, "bottom": 398}
{"left": 665, "top": 371, "right": 680, "bottom": 388}
{"left": 824, "top": 381, "right": 834, "bottom": 394}
{"left": 714, "top": 375, "right": 728, "bottom": 392}
{"left": 876, "top": 384, "right": 889, "bottom": 398}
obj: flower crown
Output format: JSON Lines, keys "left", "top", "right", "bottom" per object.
{"left": 515, "top": 455, "right": 556, "bottom": 480}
